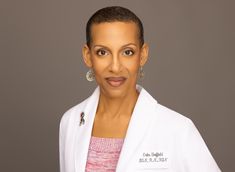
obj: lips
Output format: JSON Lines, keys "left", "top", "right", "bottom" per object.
{"left": 105, "top": 77, "right": 127, "bottom": 87}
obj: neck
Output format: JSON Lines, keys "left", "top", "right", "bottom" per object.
{"left": 96, "top": 86, "right": 140, "bottom": 120}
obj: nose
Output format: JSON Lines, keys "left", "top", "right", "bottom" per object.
{"left": 109, "top": 54, "right": 122, "bottom": 73}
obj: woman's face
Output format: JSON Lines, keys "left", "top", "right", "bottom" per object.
{"left": 82, "top": 21, "right": 148, "bottom": 98}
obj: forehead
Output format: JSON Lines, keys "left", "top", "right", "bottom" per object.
{"left": 90, "top": 21, "right": 139, "bottom": 46}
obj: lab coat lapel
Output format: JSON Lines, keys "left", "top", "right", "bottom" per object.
{"left": 73, "top": 84, "right": 157, "bottom": 172}
{"left": 74, "top": 86, "right": 100, "bottom": 172}
{"left": 116, "top": 85, "right": 157, "bottom": 171}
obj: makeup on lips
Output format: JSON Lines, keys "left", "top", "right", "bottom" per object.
{"left": 105, "top": 77, "right": 127, "bottom": 87}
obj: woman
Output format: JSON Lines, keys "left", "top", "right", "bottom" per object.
{"left": 59, "top": 6, "right": 221, "bottom": 172}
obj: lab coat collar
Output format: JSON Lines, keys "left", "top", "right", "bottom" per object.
{"left": 74, "top": 84, "right": 158, "bottom": 172}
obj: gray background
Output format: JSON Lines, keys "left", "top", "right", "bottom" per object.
{"left": 1, "top": 0, "right": 234, "bottom": 171}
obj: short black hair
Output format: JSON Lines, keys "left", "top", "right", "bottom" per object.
{"left": 86, "top": 6, "right": 144, "bottom": 48}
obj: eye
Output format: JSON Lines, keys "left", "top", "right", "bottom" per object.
{"left": 123, "top": 49, "right": 134, "bottom": 56}
{"left": 96, "top": 49, "right": 108, "bottom": 56}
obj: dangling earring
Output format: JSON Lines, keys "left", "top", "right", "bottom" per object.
{"left": 138, "top": 66, "right": 144, "bottom": 80}
{"left": 86, "top": 68, "right": 95, "bottom": 82}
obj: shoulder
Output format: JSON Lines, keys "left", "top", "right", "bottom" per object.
{"left": 148, "top": 103, "right": 221, "bottom": 171}
{"left": 148, "top": 102, "right": 203, "bottom": 150}
{"left": 153, "top": 102, "right": 196, "bottom": 133}
{"left": 141, "top": 86, "right": 195, "bottom": 133}
{"left": 156, "top": 103, "right": 192, "bottom": 123}
{"left": 59, "top": 97, "right": 89, "bottom": 130}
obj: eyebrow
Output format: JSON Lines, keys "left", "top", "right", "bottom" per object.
{"left": 93, "top": 43, "right": 137, "bottom": 49}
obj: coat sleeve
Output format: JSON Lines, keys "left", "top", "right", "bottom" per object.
{"left": 59, "top": 113, "right": 69, "bottom": 172}
{"left": 182, "top": 119, "right": 221, "bottom": 172}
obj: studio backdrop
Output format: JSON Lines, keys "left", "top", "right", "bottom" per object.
{"left": 1, "top": 0, "right": 234, "bottom": 171}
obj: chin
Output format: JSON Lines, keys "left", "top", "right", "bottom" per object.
{"left": 100, "top": 83, "right": 129, "bottom": 98}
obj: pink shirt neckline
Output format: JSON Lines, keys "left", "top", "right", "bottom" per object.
{"left": 85, "top": 136, "right": 125, "bottom": 171}
{"left": 88, "top": 136, "right": 125, "bottom": 152}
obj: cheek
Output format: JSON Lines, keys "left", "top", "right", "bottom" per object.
{"left": 92, "top": 58, "right": 108, "bottom": 75}
{"left": 127, "top": 62, "right": 138, "bottom": 70}
{"left": 125, "top": 58, "right": 141, "bottom": 74}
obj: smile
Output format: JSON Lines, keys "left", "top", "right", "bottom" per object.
{"left": 105, "top": 77, "right": 127, "bottom": 87}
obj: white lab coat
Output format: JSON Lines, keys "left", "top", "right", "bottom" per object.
{"left": 59, "top": 84, "right": 221, "bottom": 172}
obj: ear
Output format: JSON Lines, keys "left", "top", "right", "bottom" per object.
{"left": 82, "top": 44, "right": 92, "bottom": 68}
{"left": 140, "top": 43, "right": 149, "bottom": 66}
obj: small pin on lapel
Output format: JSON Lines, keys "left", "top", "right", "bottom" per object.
{"left": 79, "top": 112, "right": 85, "bottom": 126}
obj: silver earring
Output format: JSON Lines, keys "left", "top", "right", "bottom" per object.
{"left": 138, "top": 66, "right": 144, "bottom": 80}
{"left": 86, "top": 68, "right": 95, "bottom": 82}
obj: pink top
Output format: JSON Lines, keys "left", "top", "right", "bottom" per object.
{"left": 85, "top": 136, "right": 124, "bottom": 172}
